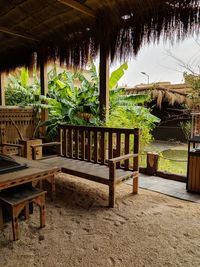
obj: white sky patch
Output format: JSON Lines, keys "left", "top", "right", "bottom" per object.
{"left": 95, "top": 36, "right": 200, "bottom": 87}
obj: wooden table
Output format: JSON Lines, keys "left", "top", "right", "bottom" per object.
{"left": 0, "top": 156, "right": 60, "bottom": 197}
{"left": 0, "top": 156, "right": 60, "bottom": 233}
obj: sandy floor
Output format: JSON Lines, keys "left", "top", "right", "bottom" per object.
{"left": 1, "top": 174, "right": 200, "bottom": 267}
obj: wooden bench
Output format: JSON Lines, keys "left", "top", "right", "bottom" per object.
{"left": 0, "top": 186, "right": 46, "bottom": 241}
{"left": 32, "top": 125, "right": 139, "bottom": 207}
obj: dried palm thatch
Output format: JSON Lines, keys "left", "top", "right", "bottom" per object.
{"left": 152, "top": 89, "right": 189, "bottom": 109}
{"left": 0, "top": 0, "right": 199, "bottom": 71}
{"left": 126, "top": 85, "right": 191, "bottom": 109}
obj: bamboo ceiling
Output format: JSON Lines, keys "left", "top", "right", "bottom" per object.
{"left": 0, "top": 0, "right": 199, "bottom": 71}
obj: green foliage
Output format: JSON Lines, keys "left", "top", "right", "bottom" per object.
{"left": 184, "top": 72, "right": 200, "bottom": 109}
{"left": 43, "top": 64, "right": 101, "bottom": 140}
{"left": 5, "top": 62, "right": 160, "bottom": 146}
{"left": 109, "top": 63, "right": 128, "bottom": 89}
{"left": 180, "top": 121, "right": 192, "bottom": 140}
{"left": 5, "top": 68, "right": 40, "bottom": 106}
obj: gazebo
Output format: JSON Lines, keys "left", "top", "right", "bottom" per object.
{"left": 0, "top": 0, "right": 199, "bottom": 120}
{"left": 0, "top": 0, "right": 199, "bottom": 242}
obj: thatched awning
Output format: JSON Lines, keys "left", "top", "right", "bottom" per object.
{"left": 0, "top": 0, "right": 199, "bottom": 71}
{"left": 125, "top": 83, "right": 192, "bottom": 108}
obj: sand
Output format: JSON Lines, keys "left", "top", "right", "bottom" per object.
{"left": 1, "top": 173, "right": 200, "bottom": 267}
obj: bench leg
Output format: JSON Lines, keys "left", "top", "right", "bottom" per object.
{"left": 109, "top": 183, "right": 116, "bottom": 208}
{"left": 0, "top": 206, "right": 3, "bottom": 230}
{"left": 133, "top": 176, "right": 138, "bottom": 194}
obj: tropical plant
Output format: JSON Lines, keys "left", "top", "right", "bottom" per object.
{"left": 44, "top": 62, "right": 159, "bottom": 144}
{"left": 5, "top": 68, "right": 40, "bottom": 106}
{"left": 43, "top": 64, "right": 101, "bottom": 139}
{"left": 4, "top": 63, "right": 160, "bottom": 146}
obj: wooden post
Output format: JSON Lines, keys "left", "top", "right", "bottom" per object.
{"left": 99, "top": 44, "right": 109, "bottom": 121}
{"left": 0, "top": 72, "right": 5, "bottom": 106}
{"left": 146, "top": 152, "right": 159, "bottom": 176}
{"left": 40, "top": 52, "right": 48, "bottom": 135}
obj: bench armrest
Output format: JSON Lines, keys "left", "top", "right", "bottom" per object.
{"left": 108, "top": 153, "right": 138, "bottom": 164}
{"left": 31, "top": 142, "right": 61, "bottom": 148}
{"left": 108, "top": 153, "right": 138, "bottom": 182}
{"left": 31, "top": 142, "right": 61, "bottom": 160}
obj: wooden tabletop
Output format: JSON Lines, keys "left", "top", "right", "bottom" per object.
{"left": 0, "top": 156, "right": 60, "bottom": 190}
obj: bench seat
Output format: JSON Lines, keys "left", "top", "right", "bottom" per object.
{"left": 41, "top": 156, "right": 136, "bottom": 185}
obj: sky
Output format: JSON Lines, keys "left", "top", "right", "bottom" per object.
{"left": 109, "top": 36, "right": 200, "bottom": 87}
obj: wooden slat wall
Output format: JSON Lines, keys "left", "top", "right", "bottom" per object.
{"left": 59, "top": 125, "right": 139, "bottom": 171}
{"left": 0, "top": 107, "right": 37, "bottom": 154}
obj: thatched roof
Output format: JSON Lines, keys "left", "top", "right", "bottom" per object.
{"left": 0, "top": 0, "right": 199, "bottom": 71}
{"left": 125, "top": 83, "right": 192, "bottom": 108}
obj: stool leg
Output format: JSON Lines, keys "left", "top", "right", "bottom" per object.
{"left": 39, "top": 195, "right": 46, "bottom": 228}
{"left": 0, "top": 206, "right": 3, "bottom": 230}
{"left": 25, "top": 203, "right": 30, "bottom": 220}
{"left": 12, "top": 208, "right": 19, "bottom": 241}
{"left": 51, "top": 175, "right": 56, "bottom": 201}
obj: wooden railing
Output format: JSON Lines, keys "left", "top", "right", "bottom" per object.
{"left": 59, "top": 125, "right": 139, "bottom": 171}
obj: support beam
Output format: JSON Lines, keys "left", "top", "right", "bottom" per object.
{"left": 99, "top": 44, "right": 109, "bottom": 121}
{"left": 40, "top": 59, "right": 48, "bottom": 96}
{"left": 57, "top": 0, "right": 95, "bottom": 18}
{"left": 0, "top": 73, "right": 5, "bottom": 106}
{"left": 0, "top": 27, "right": 37, "bottom": 41}
{"left": 40, "top": 53, "right": 48, "bottom": 135}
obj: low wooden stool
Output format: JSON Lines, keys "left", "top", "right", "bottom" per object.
{"left": 0, "top": 186, "right": 46, "bottom": 241}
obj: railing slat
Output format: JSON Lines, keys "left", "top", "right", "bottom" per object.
{"left": 87, "top": 130, "right": 91, "bottom": 161}
{"left": 68, "top": 128, "right": 73, "bottom": 157}
{"left": 116, "top": 132, "right": 121, "bottom": 168}
{"left": 93, "top": 130, "right": 98, "bottom": 163}
{"left": 109, "top": 132, "right": 113, "bottom": 159}
{"left": 100, "top": 130, "right": 105, "bottom": 164}
{"left": 63, "top": 129, "right": 67, "bottom": 157}
{"left": 125, "top": 133, "right": 130, "bottom": 170}
{"left": 81, "top": 130, "right": 85, "bottom": 160}
{"left": 74, "top": 129, "right": 79, "bottom": 159}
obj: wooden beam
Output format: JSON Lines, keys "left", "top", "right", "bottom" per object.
{"left": 0, "top": 27, "right": 37, "bottom": 41}
{"left": 57, "top": 0, "right": 95, "bottom": 18}
{"left": 99, "top": 44, "right": 109, "bottom": 121}
{"left": 40, "top": 53, "right": 48, "bottom": 134}
{"left": 0, "top": 73, "right": 5, "bottom": 106}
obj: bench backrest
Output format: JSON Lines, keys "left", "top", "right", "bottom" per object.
{"left": 59, "top": 125, "right": 139, "bottom": 171}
